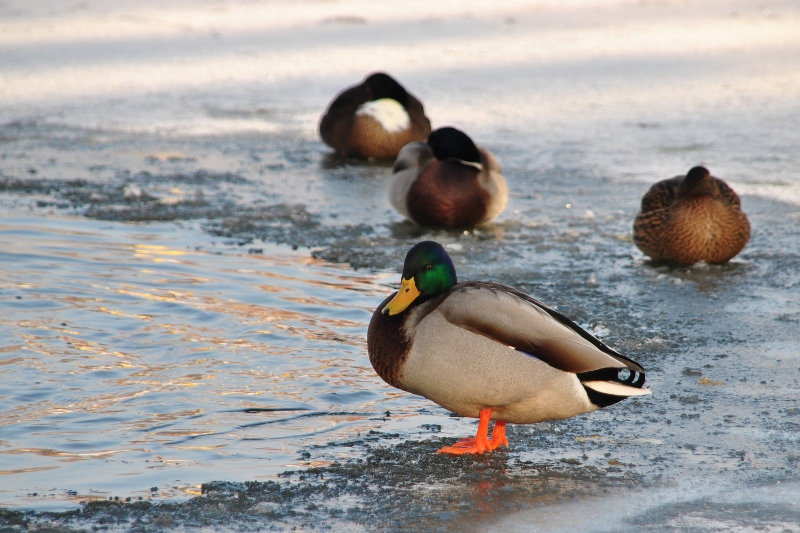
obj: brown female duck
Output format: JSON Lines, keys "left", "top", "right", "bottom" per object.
{"left": 319, "top": 72, "right": 431, "bottom": 159}
{"left": 367, "top": 241, "right": 650, "bottom": 455}
{"left": 634, "top": 166, "right": 750, "bottom": 265}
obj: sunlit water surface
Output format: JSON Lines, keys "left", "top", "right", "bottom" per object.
{"left": 0, "top": 211, "right": 451, "bottom": 509}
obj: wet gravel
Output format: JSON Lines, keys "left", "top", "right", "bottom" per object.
{"left": 0, "top": 433, "right": 647, "bottom": 533}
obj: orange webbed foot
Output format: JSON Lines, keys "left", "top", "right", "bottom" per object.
{"left": 447, "top": 437, "right": 479, "bottom": 448}
{"left": 437, "top": 436, "right": 489, "bottom": 455}
{"left": 437, "top": 409, "right": 508, "bottom": 455}
{"left": 437, "top": 443, "right": 485, "bottom": 455}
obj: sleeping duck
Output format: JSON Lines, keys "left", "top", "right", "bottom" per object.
{"left": 367, "top": 241, "right": 650, "bottom": 455}
{"left": 388, "top": 127, "right": 508, "bottom": 227}
{"left": 633, "top": 166, "right": 750, "bottom": 265}
{"left": 319, "top": 72, "right": 431, "bottom": 159}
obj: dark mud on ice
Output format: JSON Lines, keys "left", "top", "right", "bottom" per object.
{"left": 0, "top": 435, "right": 647, "bottom": 533}
{"left": 4, "top": 429, "right": 798, "bottom": 532}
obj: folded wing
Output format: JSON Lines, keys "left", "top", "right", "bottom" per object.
{"left": 437, "top": 282, "right": 648, "bottom": 397}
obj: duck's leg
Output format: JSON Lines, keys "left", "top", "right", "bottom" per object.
{"left": 437, "top": 408, "right": 491, "bottom": 455}
{"left": 487, "top": 420, "right": 508, "bottom": 451}
{"left": 437, "top": 408, "right": 507, "bottom": 455}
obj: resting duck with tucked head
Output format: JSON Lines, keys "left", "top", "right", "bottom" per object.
{"left": 633, "top": 166, "right": 750, "bottom": 265}
{"left": 388, "top": 127, "right": 508, "bottom": 227}
{"left": 319, "top": 72, "right": 431, "bottom": 159}
{"left": 367, "top": 241, "right": 650, "bottom": 455}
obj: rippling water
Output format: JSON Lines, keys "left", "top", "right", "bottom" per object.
{"left": 1, "top": 0, "right": 800, "bottom": 530}
{"left": 0, "top": 212, "right": 412, "bottom": 508}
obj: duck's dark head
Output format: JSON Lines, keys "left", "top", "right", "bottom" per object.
{"left": 428, "top": 127, "right": 482, "bottom": 170}
{"left": 382, "top": 241, "right": 457, "bottom": 316}
{"left": 364, "top": 72, "right": 409, "bottom": 107}
{"left": 677, "top": 166, "right": 715, "bottom": 198}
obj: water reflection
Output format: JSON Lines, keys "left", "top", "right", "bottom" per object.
{"left": 0, "top": 213, "right": 440, "bottom": 509}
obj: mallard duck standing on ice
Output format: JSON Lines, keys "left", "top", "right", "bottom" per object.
{"left": 367, "top": 241, "right": 650, "bottom": 455}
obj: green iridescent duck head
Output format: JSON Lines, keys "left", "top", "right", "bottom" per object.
{"left": 382, "top": 241, "right": 457, "bottom": 316}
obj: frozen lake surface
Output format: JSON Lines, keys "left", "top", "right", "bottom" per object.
{"left": 1, "top": 0, "right": 799, "bottom": 530}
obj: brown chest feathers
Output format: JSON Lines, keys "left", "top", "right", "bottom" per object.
{"left": 367, "top": 293, "right": 413, "bottom": 390}
{"left": 406, "top": 161, "right": 490, "bottom": 227}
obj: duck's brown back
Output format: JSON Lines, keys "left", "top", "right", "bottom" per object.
{"left": 346, "top": 108, "right": 429, "bottom": 159}
{"left": 320, "top": 87, "right": 430, "bottom": 159}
